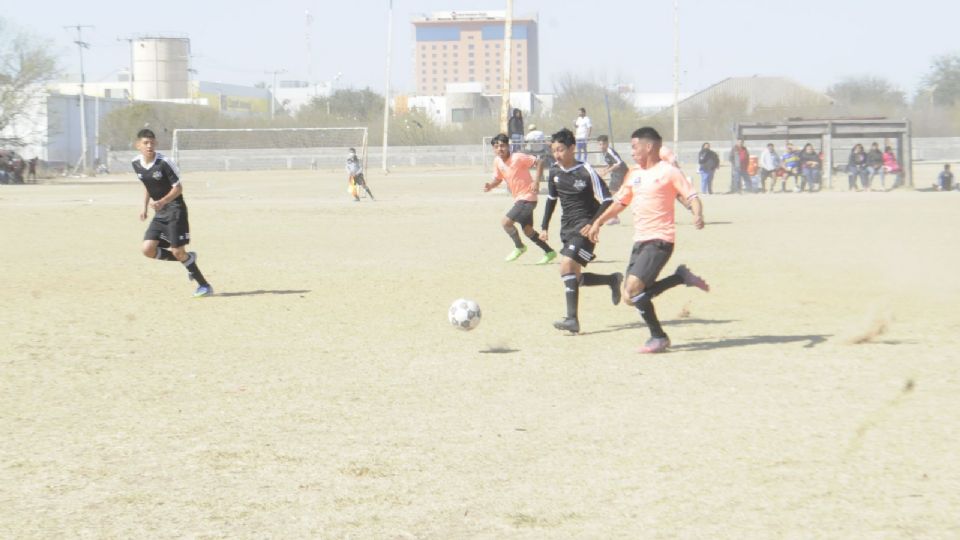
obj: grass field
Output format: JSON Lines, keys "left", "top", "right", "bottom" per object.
{"left": 2, "top": 165, "right": 959, "bottom": 538}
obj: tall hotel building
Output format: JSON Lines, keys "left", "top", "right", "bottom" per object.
{"left": 412, "top": 11, "right": 539, "bottom": 95}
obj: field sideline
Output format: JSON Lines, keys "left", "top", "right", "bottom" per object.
{"left": 2, "top": 165, "right": 958, "bottom": 538}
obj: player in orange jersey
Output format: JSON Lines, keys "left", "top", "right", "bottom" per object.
{"left": 484, "top": 133, "right": 558, "bottom": 264}
{"left": 587, "top": 127, "right": 710, "bottom": 353}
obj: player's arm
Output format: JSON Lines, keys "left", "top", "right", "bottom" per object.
{"left": 539, "top": 177, "right": 558, "bottom": 241}
{"left": 152, "top": 182, "right": 182, "bottom": 211}
{"left": 140, "top": 187, "right": 150, "bottom": 221}
{"left": 483, "top": 176, "right": 502, "bottom": 192}
{"left": 535, "top": 156, "right": 546, "bottom": 183}
{"left": 672, "top": 169, "right": 704, "bottom": 229}
{"left": 586, "top": 201, "right": 627, "bottom": 243}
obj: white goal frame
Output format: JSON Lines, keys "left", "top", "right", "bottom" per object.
{"left": 171, "top": 127, "right": 368, "bottom": 172}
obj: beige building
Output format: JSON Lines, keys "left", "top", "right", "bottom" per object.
{"left": 413, "top": 11, "right": 539, "bottom": 96}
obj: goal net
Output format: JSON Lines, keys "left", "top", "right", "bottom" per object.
{"left": 171, "top": 127, "right": 368, "bottom": 172}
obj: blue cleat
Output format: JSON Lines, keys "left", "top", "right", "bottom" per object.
{"left": 193, "top": 285, "right": 214, "bottom": 298}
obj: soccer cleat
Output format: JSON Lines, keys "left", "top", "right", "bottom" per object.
{"left": 193, "top": 285, "right": 214, "bottom": 298}
{"left": 553, "top": 317, "right": 580, "bottom": 334}
{"left": 535, "top": 251, "right": 558, "bottom": 265}
{"left": 677, "top": 264, "right": 710, "bottom": 292}
{"left": 638, "top": 337, "right": 671, "bottom": 354}
{"left": 610, "top": 272, "right": 624, "bottom": 305}
{"left": 504, "top": 245, "right": 527, "bottom": 262}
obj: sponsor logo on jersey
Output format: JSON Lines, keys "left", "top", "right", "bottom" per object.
{"left": 573, "top": 178, "right": 587, "bottom": 190}
{"left": 152, "top": 170, "right": 163, "bottom": 180}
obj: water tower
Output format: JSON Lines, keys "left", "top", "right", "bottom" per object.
{"left": 132, "top": 36, "right": 190, "bottom": 100}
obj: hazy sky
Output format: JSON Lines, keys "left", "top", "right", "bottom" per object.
{"left": 7, "top": 0, "right": 958, "bottom": 98}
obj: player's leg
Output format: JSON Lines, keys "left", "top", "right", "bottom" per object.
{"left": 356, "top": 174, "right": 375, "bottom": 200}
{"left": 516, "top": 202, "right": 556, "bottom": 263}
{"left": 502, "top": 204, "right": 529, "bottom": 261}
{"left": 554, "top": 253, "right": 583, "bottom": 334}
{"left": 567, "top": 234, "right": 622, "bottom": 305}
{"left": 167, "top": 205, "right": 212, "bottom": 296}
{"left": 142, "top": 217, "right": 178, "bottom": 260}
{"left": 623, "top": 241, "right": 675, "bottom": 353}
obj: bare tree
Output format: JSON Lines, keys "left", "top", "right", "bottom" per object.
{"left": 0, "top": 18, "right": 59, "bottom": 145}
{"left": 826, "top": 76, "right": 906, "bottom": 113}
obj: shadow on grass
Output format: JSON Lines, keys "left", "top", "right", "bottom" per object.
{"left": 578, "top": 318, "right": 736, "bottom": 336}
{"left": 479, "top": 347, "right": 521, "bottom": 354}
{"left": 670, "top": 334, "right": 830, "bottom": 351}
{"left": 215, "top": 289, "right": 311, "bottom": 298}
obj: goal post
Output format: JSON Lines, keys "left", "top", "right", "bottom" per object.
{"left": 170, "top": 127, "right": 368, "bottom": 172}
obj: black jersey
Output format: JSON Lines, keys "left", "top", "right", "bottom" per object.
{"left": 541, "top": 161, "right": 612, "bottom": 235}
{"left": 603, "top": 147, "right": 626, "bottom": 185}
{"left": 133, "top": 153, "right": 184, "bottom": 204}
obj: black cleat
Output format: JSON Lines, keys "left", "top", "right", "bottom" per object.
{"left": 553, "top": 317, "right": 580, "bottom": 334}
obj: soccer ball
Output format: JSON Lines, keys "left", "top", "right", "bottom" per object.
{"left": 448, "top": 298, "right": 481, "bottom": 331}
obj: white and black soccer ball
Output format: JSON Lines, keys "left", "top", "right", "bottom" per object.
{"left": 448, "top": 298, "right": 481, "bottom": 331}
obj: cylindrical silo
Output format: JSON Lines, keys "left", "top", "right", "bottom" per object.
{"left": 132, "top": 37, "right": 190, "bottom": 100}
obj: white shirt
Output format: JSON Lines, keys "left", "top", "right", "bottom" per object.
{"left": 574, "top": 116, "right": 592, "bottom": 139}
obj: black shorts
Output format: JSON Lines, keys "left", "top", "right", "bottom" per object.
{"left": 505, "top": 200, "right": 537, "bottom": 227}
{"left": 626, "top": 240, "right": 674, "bottom": 285}
{"left": 144, "top": 201, "right": 190, "bottom": 247}
{"left": 760, "top": 169, "right": 777, "bottom": 180}
{"left": 560, "top": 232, "right": 596, "bottom": 266}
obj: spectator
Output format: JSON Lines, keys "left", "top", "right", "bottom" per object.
{"left": 799, "top": 143, "right": 821, "bottom": 192}
{"left": 524, "top": 124, "right": 547, "bottom": 159}
{"left": 697, "top": 142, "right": 719, "bottom": 194}
{"left": 847, "top": 144, "right": 868, "bottom": 191}
{"left": 28, "top": 157, "right": 38, "bottom": 182}
{"left": 936, "top": 164, "right": 953, "bottom": 191}
{"left": 881, "top": 145, "right": 903, "bottom": 190}
{"left": 574, "top": 107, "right": 592, "bottom": 161}
{"left": 508, "top": 108, "right": 524, "bottom": 152}
{"left": 11, "top": 155, "right": 24, "bottom": 184}
{"left": 865, "top": 142, "right": 883, "bottom": 191}
{"left": 728, "top": 139, "right": 751, "bottom": 193}
{"left": 781, "top": 143, "right": 802, "bottom": 192}
{"left": 759, "top": 143, "right": 781, "bottom": 193}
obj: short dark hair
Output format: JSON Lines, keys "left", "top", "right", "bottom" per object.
{"left": 578, "top": 107, "right": 586, "bottom": 114}
{"left": 491, "top": 133, "right": 510, "bottom": 146}
{"left": 551, "top": 128, "right": 576, "bottom": 147}
{"left": 137, "top": 128, "right": 156, "bottom": 140}
{"left": 596, "top": 135, "right": 609, "bottom": 143}
{"left": 630, "top": 127, "right": 662, "bottom": 143}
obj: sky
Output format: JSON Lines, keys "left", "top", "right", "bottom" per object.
{"left": 6, "top": 0, "right": 959, "bottom": 98}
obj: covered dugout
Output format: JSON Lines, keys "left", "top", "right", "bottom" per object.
{"left": 735, "top": 119, "right": 913, "bottom": 188}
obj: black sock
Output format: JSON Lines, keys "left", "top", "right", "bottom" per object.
{"left": 526, "top": 231, "right": 553, "bottom": 253}
{"left": 183, "top": 254, "right": 210, "bottom": 287}
{"left": 506, "top": 227, "right": 524, "bottom": 248}
{"left": 632, "top": 291, "right": 667, "bottom": 339}
{"left": 581, "top": 272, "right": 615, "bottom": 287}
{"left": 155, "top": 248, "right": 178, "bottom": 261}
{"left": 646, "top": 273, "right": 683, "bottom": 298}
{"left": 562, "top": 273, "right": 579, "bottom": 319}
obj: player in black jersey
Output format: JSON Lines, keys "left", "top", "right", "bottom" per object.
{"left": 539, "top": 128, "right": 624, "bottom": 334}
{"left": 133, "top": 129, "right": 213, "bottom": 297}
{"left": 597, "top": 135, "right": 627, "bottom": 225}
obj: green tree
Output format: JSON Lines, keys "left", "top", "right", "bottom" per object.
{"left": 920, "top": 53, "right": 960, "bottom": 107}
{"left": 826, "top": 76, "right": 906, "bottom": 112}
{"left": 548, "top": 74, "right": 640, "bottom": 141}
{"left": 0, "top": 18, "right": 59, "bottom": 145}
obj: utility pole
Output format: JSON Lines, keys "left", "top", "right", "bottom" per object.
{"left": 305, "top": 10, "right": 313, "bottom": 88}
{"left": 117, "top": 36, "right": 135, "bottom": 101}
{"left": 265, "top": 69, "right": 286, "bottom": 120}
{"left": 382, "top": 0, "right": 393, "bottom": 173}
{"left": 672, "top": 0, "right": 680, "bottom": 152}
{"left": 66, "top": 24, "right": 94, "bottom": 175}
{"left": 499, "top": 0, "right": 514, "bottom": 133}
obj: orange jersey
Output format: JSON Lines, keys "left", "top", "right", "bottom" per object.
{"left": 493, "top": 152, "right": 539, "bottom": 202}
{"left": 615, "top": 160, "right": 698, "bottom": 243}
